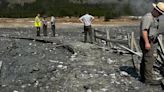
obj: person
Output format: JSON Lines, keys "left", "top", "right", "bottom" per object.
{"left": 50, "top": 16, "right": 56, "bottom": 37}
{"left": 34, "top": 14, "right": 41, "bottom": 36}
{"left": 139, "top": 2, "right": 164, "bottom": 85}
{"left": 42, "top": 16, "right": 48, "bottom": 36}
{"left": 79, "top": 13, "right": 94, "bottom": 43}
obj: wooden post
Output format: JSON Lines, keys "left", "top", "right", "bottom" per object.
{"left": 93, "top": 29, "right": 97, "bottom": 42}
{"left": 130, "top": 32, "right": 138, "bottom": 71}
{"left": 133, "top": 36, "right": 140, "bottom": 52}
{"left": 127, "top": 33, "right": 131, "bottom": 47}
{"left": 106, "top": 29, "right": 113, "bottom": 48}
{"left": 131, "top": 32, "right": 134, "bottom": 50}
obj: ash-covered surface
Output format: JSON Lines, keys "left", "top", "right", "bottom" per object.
{"left": 0, "top": 26, "right": 163, "bottom": 92}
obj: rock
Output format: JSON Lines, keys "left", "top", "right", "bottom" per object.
{"left": 107, "top": 58, "right": 115, "bottom": 64}
{"left": 59, "top": 62, "right": 63, "bottom": 64}
{"left": 110, "top": 73, "right": 116, "bottom": 79}
{"left": 87, "top": 89, "right": 92, "bottom": 92}
{"left": 34, "top": 81, "right": 39, "bottom": 87}
{"left": 13, "top": 90, "right": 19, "bottom": 92}
{"left": 29, "top": 43, "right": 32, "bottom": 46}
{"left": 57, "top": 65, "right": 63, "bottom": 68}
{"left": 48, "top": 60, "right": 59, "bottom": 63}
{"left": 120, "top": 71, "right": 129, "bottom": 76}
{"left": 101, "top": 88, "right": 108, "bottom": 91}
{"left": 21, "top": 84, "right": 27, "bottom": 88}
{"left": 18, "top": 54, "right": 21, "bottom": 56}
{"left": 0, "top": 61, "right": 2, "bottom": 70}
{"left": 33, "top": 52, "right": 37, "bottom": 55}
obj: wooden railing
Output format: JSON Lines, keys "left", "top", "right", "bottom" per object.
{"left": 93, "top": 28, "right": 140, "bottom": 53}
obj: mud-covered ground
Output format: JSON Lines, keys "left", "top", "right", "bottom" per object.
{"left": 0, "top": 24, "right": 163, "bottom": 92}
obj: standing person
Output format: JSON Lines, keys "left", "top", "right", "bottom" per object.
{"left": 79, "top": 13, "right": 94, "bottom": 43}
{"left": 42, "top": 16, "right": 48, "bottom": 36}
{"left": 34, "top": 14, "right": 41, "bottom": 36}
{"left": 139, "top": 2, "right": 164, "bottom": 85}
{"left": 51, "top": 16, "right": 56, "bottom": 37}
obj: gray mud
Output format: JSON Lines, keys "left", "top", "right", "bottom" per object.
{"left": 0, "top": 26, "right": 163, "bottom": 92}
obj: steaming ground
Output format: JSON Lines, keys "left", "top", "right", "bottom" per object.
{"left": 0, "top": 23, "right": 163, "bottom": 92}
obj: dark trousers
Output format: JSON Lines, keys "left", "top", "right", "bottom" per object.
{"left": 36, "top": 27, "right": 40, "bottom": 36}
{"left": 51, "top": 25, "right": 56, "bottom": 37}
{"left": 43, "top": 25, "right": 47, "bottom": 36}
{"left": 139, "top": 37, "right": 155, "bottom": 82}
{"left": 84, "top": 25, "right": 93, "bottom": 43}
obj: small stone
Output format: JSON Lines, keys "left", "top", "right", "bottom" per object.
{"left": 33, "top": 52, "right": 37, "bottom": 55}
{"left": 49, "top": 60, "right": 58, "bottom": 63}
{"left": 59, "top": 62, "right": 63, "bottom": 64}
{"left": 110, "top": 73, "right": 116, "bottom": 79}
{"left": 50, "top": 77, "right": 56, "bottom": 80}
{"left": 90, "top": 74, "right": 93, "bottom": 78}
{"left": 120, "top": 71, "right": 129, "bottom": 76}
{"left": 87, "top": 89, "right": 92, "bottom": 92}
{"left": 84, "top": 71, "right": 88, "bottom": 73}
{"left": 34, "top": 81, "right": 39, "bottom": 87}
{"left": 63, "top": 66, "right": 67, "bottom": 69}
{"left": 115, "top": 81, "right": 120, "bottom": 84}
{"left": 0, "top": 61, "right": 3, "bottom": 70}
{"left": 101, "top": 88, "right": 108, "bottom": 91}
{"left": 46, "top": 86, "right": 49, "bottom": 89}
{"left": 1, "top": 85, "right": 6, "bottom": 87}
{"left": 103, "top": 74, "right": 108, "bottom": 76}
{"left": 134, "top": 87, "right": 139, "bottom": 90}
{"left": 18, "top": 54, "right": 21, "bottom": 56}
{"left": 57, "top": 65, "right": 63, "bottom": 68}
{"left": 102, "top": 57, "right": 105, "bottom": 60}
{"left": 53, "top": 43, "right": 56, "bottom": 45}
{"left": 29, "top": 43, "right": 32, "bottom": 46}
{"left": 21, "top": 85, "right": 26, "bottom": 88}
{"left": 13, "top": 90, "right": 19, "bottom": 92}
{"left": 107, "top": 58, "right": 115, "bottom": 64}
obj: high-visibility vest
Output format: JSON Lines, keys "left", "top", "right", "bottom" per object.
{"left": 34, "top": 16, "right": 41, "bottom": 27}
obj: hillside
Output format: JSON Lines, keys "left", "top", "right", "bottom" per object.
{"left": 0, "top": 0, "right": 158, "bottom": 18}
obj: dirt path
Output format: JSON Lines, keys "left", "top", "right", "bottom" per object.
{"left": 0, "top": 17, "right": 139, "bottom": 28}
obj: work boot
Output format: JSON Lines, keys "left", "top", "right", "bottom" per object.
{"left": 145, "top": 80, "right": 161, "bottom": 85}
{"left": 139, "top": 78, "right": 145, "bottom": 83}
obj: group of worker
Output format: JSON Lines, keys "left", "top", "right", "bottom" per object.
{"left": 34, "top": 2, "right": 164, "bottom": 86}
{"left": 34, "top": 13, "right": 94, "bottom": 43}
{"left": 34, "top": 14, "right": 56, "bottom": 37}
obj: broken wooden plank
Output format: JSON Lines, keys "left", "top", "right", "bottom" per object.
{"left": 157, "top": 36, "right": 164, "bottom": 55}
{"left": 95, "top": 35, "right": 127, "bottom": 44}
{"left": 94, "top": 29, "right": 106, "bottom": 35}
{"left": 118, "top": 44, "right": 142, "bottom": 57}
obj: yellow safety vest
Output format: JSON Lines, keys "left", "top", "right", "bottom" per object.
{"left": 34, "top": 16, "right": 41, "bottom": 27}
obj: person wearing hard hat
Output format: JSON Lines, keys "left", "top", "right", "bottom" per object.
{"left": 79, "top": 13, "right": 94, "bottom": 44}
{"left": 34, "top": 13, "right": 42, "bottom": 36}
{"left": 140, "top": 2, "right": 164, "bottom": 85}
